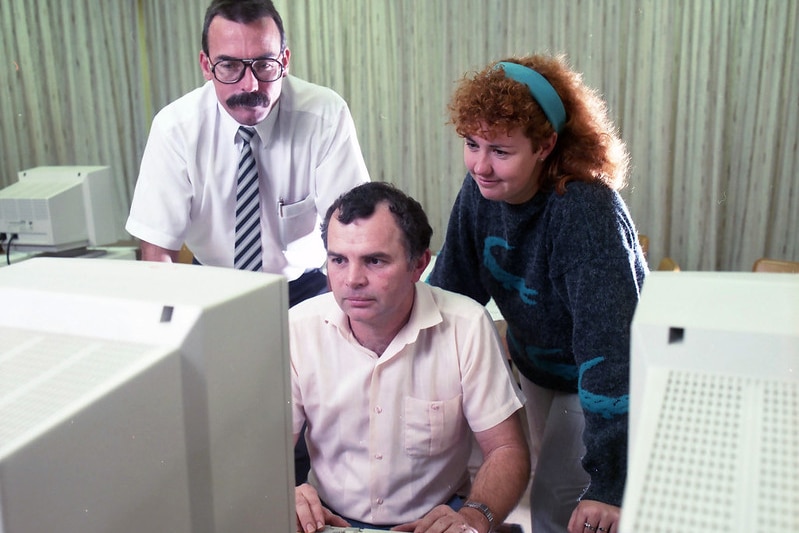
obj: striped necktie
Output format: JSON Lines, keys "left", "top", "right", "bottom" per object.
{"left": 234, "top": 126, "right": 262, "bottom": 271}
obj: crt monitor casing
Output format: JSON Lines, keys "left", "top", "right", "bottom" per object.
{"left": 0, "top": 166, "right": 125, "bottom": 250}
{"left": 0, "top": 258, "right": 294, "bottom": 533}
{"left": 621, "top": 271, "right": 799, "bottom": 533}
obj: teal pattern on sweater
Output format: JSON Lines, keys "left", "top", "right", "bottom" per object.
{"left": 429, "top": 175, "right": 648, "bottom": 507}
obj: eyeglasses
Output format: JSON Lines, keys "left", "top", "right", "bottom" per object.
{"left": 210, "top": 57, "right": 284, "bottom": 84}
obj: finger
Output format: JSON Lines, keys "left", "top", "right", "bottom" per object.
{"left": 567, "top": 511, "right": 587, "bottom": 533}
{"left": 595, "top": 522, "right": 614, "bottom": 533}
{"left": 323, "top": 508, "right": 351, "bottom": 528}
{"left": 594, "top": 507, "right": 619, "bottom": 533}
{"left": 294, "top": 488, "right": 325, "bottom": 533}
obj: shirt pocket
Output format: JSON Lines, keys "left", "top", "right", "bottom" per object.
{"left": 278, "top": 195, "right": 317, "bottom": 249}
{"left": 403, "top": 394, "right": 463, "bottom": 457}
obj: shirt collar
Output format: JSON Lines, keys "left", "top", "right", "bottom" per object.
{"left": 324, "top": 283, "right": 444, "bottom": 357}
{"left": 214, "top": 93, "right": 281, "bottom": 147}
{"left": 252, "top": 98, "right": 280, "bottom": 144}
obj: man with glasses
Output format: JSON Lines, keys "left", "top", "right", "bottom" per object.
{"left": 126, "top": 0, "right": 370, "bottom": 308}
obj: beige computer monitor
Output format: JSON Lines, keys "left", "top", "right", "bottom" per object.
{"left": 0, "top": 258, "right": 293, "bottom": 533}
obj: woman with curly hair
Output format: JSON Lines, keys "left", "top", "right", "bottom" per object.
{"left": 428, "top": 54, "right": 648, "bottom": 533}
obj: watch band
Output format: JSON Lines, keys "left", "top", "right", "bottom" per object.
{"left": 462, "top": 500, "right": 496, "bottom": 532}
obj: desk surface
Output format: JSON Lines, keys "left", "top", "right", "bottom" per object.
{"left": 2, "top": 246, "right": 138, "bottom": 268}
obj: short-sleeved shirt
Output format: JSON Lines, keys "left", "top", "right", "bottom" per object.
{"left": 289, "top": 283, "right": 525, "bottom": 525}
{"left": 126, "top": 76, "right": 369, "bottom": 280}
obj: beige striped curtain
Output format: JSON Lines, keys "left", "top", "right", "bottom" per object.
{"left": 1, "top": 0, "right": 796, "bottom": 271}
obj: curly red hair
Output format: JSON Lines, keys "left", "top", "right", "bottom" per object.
{"left": 449, "top": 54, "right": 629, "bottom": 193}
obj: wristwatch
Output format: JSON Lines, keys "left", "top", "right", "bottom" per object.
{"left": 462, "top": 500, "right": 496, "bottom": 532}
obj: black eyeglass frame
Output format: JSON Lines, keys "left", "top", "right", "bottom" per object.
{"left": 210, "top": 56, "right": 285, "bottom": 84}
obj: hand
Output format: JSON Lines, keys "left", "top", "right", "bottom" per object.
{"left": 391, "top": 504, "right": 480, "bottom": 533}
{"left": 295, "top": 483, "right": 350, "bottom": 533}
{"left": 567, "top": 500, "right": 620, "bottom": 533}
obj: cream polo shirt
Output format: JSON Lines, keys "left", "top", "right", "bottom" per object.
{"left": 126, "top": 76, "right": 369, "bottom": 281}
{"left": 289, "top": 283, "right": 525, "bottom": 525}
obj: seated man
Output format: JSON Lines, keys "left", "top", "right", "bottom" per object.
{"left": 290, "top": 182, "right": 530, "bottom": 533}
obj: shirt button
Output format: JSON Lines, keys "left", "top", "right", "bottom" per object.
{"left": 374, "top": 406, "right": 383, "bottom": 414}
{"left": 375, "top": 453, "right": 383, "bottom": 460}
{"left": 431, "top": 404, "right": 440, "bottom": 411}
{"left": 376, "top": 498, "right": 384, "bottom": 505}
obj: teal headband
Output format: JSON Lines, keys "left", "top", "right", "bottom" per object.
{"left": 496, "top": 61, "right": 567, "bottom": 133}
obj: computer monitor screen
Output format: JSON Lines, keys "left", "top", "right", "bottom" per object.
{"left": 0, "top": 258, "right": 294, "bottom": 533}
{"left": 620, "top": 271, "right": 799, "bottom": 533}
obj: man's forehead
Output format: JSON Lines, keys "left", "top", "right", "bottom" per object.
{"left": 206, "top": 16, "right": 282, "bottom": 56}
{"left": 328, "top": 209, "right": 403, "bottom": 248}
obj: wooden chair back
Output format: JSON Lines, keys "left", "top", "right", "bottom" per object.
{"left": 177, "top": 244, "right": 195, "bottom": 264}
{"left": 638, "top": 234, "right": 649, "bottom": 260}
{"left": 657, "top": 257, "right": 681, "bottom": 271}
{"left": 752, "top": 258, "right": 799, "bottom": 273}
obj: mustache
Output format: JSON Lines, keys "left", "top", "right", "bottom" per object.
{"left": 226, "top": 92, "right": 271, "bottom": 108}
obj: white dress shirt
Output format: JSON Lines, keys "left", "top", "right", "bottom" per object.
{"left": 126, "top": 76, "right": 369, "bottom": 280}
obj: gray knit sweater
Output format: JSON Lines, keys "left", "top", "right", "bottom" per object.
{"left": 428, "top": 175, "right": 648, "bottom": 506}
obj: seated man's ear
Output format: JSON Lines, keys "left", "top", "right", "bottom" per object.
{"left": 412, "top": 249, "right": 432, "bottom": 281}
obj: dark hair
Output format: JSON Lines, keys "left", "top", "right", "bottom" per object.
{"left": 321, "top": 182, "right": 433, "bottom": 264}
{"left": 202, "top": 0, "right": 286, "bottom": 55}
